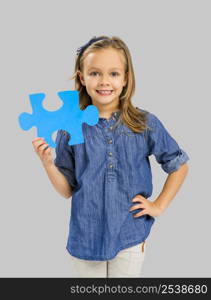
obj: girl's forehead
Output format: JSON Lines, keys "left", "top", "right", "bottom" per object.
{"left": 83, "top": 49, "right": 126, "bottom": 70}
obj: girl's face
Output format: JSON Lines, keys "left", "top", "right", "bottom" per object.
{"left": 78, "top": 48, "right": 127, "bottom": 109}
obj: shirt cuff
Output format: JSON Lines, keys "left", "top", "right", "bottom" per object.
{"left": 161, "top": 149, "right": 190, "bottom": 174}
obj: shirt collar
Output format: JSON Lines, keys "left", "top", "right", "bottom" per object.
{"left": 99, "top": 110, "right": 120, "bottom": 121}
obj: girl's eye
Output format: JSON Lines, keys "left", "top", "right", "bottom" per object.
{"left": 111, "top": 72, "right": 119, "bottom": 76}
{"left": 90, "top": 72, "right": 99, "bottom": 76}
{"left": 90, "top": 72, "right": 120, "bottom": 76}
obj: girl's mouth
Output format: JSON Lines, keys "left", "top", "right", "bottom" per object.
{"left": 96, "top": 90, "right": 113, "bottom": 96}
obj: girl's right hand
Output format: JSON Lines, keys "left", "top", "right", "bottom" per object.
{"left": 32, "top": 137, "right": 53, "bottom": 167}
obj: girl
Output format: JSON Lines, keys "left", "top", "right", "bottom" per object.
{"left": 32, "top": 35, "right": 190, "bottom": 278}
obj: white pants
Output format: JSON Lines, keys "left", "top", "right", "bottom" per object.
{"left": 69, "top": 241, "right": 147, "bottom": 278}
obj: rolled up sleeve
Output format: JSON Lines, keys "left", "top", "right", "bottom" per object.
{"left": 54, "top": 130, "right": 77, "bottom": 190}
{"left": 146, "top": 113, "right": 190, "bottom": 174}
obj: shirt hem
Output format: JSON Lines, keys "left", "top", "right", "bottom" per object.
{"left": 66, "top": 238, "right": 147, "bottom": 261}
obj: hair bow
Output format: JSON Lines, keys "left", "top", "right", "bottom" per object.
{"left": 76, "top": 36, "right": 106, "bottom": 56}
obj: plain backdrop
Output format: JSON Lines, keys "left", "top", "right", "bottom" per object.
{"left": 0, "top": 0, "right": 210, "bottom": 277}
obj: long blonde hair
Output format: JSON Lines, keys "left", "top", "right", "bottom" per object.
{"left": 69, "top": 35, "right": 150, "bottom": 133}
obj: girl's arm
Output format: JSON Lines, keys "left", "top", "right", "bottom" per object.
{"left": 32, "top": 137, "right": 73, "bottom": 199}
{"left": 153, "top": 162, "right": 189, "bottom": 212}
{"left": 130, "top": 163, "right": 189, "bottom": 218}
{"left": 43, "top": 163, "right": 73, "bottom": 199}
{"left": 130, "top": 113, "right": 190, "bottom": 217}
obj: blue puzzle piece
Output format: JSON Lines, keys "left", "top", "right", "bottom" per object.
{"left": 18, "top": 90, "right": 99, "bottom": 148}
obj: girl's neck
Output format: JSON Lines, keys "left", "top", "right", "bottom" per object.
{"left": 99, "top": 109, "right": 120, "bottom": 119}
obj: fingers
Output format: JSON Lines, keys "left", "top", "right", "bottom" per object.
{"left": 32, "top": 137, "right": 44, "bottom": 148}
{"left": 32, "top": 138, "right": 53, "bottom": 167}
{"left": 32, "top": 137, "right": 50, "bottom": 153}
{"left": 133, "top": 194, "right": 146, "bottom": 201}
{"left": 133, "top": 210, "right": 147, "bottom": 218}
{"left": 33, "top": 137, "right": 44, "bottom": 141}
{"left": 129, "top": 204, "right": 144, "bottom": 212}
{"left": 39, "top": 144, "right": 50, "bottom": 152}
{"left": 129, "top": 194, "right": 146, "bottom": 218}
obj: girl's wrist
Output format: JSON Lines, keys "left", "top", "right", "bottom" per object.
{"left": 42, "top": 160, "right": 54, "bottom": 169}
{"left": 152, "top": 200, "right": 166, "bottom": 214}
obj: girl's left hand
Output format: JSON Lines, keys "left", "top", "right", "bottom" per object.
{"left": 129, "top": 194, "right": 163, "bottom": 218}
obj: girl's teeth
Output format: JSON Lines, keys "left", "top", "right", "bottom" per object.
{"left": 97, "top": 90, "right": 112, "bottom": 95}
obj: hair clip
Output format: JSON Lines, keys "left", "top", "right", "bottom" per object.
{"left": 76, "top": 36, "right": 106, "bottom": 56}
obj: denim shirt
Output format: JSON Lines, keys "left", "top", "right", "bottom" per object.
{"left": 54, "top": 108, "right": 190, "bottom": 261}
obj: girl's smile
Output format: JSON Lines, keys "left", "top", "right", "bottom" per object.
{"left": 96, "top": 90, "right": 114, "bottom": 96}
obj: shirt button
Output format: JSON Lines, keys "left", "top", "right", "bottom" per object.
{"left": 108, "top": 152, "right": 113, "bottom": 156}
{"left": 108, "top": 139, "right": 113, "bottom": 144}
{"left": 108, "top": 163, "right": 113, "bottom": 168}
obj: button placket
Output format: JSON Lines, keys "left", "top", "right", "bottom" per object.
{"left": 107, "top": 137, "right": 114, "bottom": 170}
{"left": 101, "top": 119, "right": 117, "bottom": 181}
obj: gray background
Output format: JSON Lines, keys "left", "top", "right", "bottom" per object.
{"left": 0, "top": 0, "right": 210, "bottom": 277}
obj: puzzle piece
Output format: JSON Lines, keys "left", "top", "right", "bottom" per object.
{"left": 18, "top": 90, "right": 99, "bottom": 148}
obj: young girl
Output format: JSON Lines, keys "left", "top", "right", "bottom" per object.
{"left": 32, "top": 35, "right": 190, "bottom": 278}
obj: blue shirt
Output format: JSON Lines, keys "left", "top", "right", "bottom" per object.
{"left": 54, "top": 108, "right": 190, "bottom": 261}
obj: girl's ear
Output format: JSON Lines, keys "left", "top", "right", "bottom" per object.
{"left": 78, "top": 71, "right": 86, "bottom": 86}
{"left": 123, "top": 71, "right": 128, "bottom": 87}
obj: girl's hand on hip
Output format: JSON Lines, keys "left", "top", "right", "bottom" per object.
{"left": 32, "top": 137, "right": 53, "bottom": 167}
{"left": 129, "top": 194, "right": 163, "bottom": 218}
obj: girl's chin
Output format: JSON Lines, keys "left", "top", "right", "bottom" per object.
{"left": 93, "top": 99, "right": 113, "bottom": 105}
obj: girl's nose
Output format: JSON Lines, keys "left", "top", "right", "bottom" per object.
{"left": 99, "top": 75, "right": 110, "bottom": 84}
